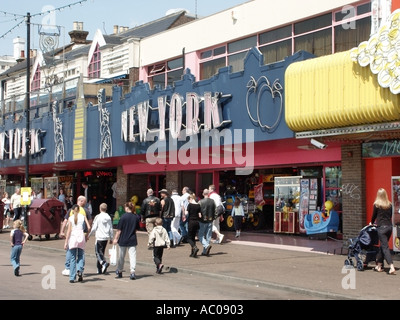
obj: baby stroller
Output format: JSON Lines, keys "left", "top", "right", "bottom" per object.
{"left": 344, "top": 224, "right": 379, "bottom": 271}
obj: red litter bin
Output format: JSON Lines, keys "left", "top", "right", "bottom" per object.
{"left": 27, "top": 198, "right": 64, "bottom": 240}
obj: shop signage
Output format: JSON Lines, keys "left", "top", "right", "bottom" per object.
{"left": 96, "top": 170, "right": 113, "bottom": 177}
{"left": 0, "top": 128, "right": 46, "bottom": 160}
{"left": 83, "top": 171, "right": 113, "bottom": 177}
{"left": 58, "top": 175, "right": 74, "bottom": 183}
{"left": 121, "top": 92, "right": 231, "bottom": 143}
{"left": 362, "top": 140, "right": 400, "bottom": 158}
{"left": 20, "top": 187, "right": 32, "bottom": 205}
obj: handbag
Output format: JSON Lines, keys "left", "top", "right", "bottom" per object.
{"left": 109, "top": 245, "right": 117, "bottom": 266}
{"left": 216, "top": 204, "right": 225, "bottom": 216}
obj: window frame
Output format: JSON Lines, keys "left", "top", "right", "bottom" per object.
{"left": 31, "top": 64, "right": 41, "bottom": 92}
{"left": 198, "top": 0, "right": 372, "bottom": 79}
{"left": 88, "top": 43, "right": 101, "bottom": 80}
{"left": 147, "top": 57, "right": 184, "bottom": 89}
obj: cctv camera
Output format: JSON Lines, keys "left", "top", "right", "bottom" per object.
{"left": 310, "top": 138, "right": 327, "bottom": 149}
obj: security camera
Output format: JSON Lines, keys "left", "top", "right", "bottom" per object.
{"left": 310, "top": 138, "right": 327, "bottom": 149}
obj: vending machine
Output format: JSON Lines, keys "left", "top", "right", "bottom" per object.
{"left": 299, "top": 178, "right": 320, "bottom": 234}
{"left": 274, "top": 176, "right": 301, "bottom": 234}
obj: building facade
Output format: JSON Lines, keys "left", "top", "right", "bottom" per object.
{"left": 1, "top": 0, "right": 400, "bottom": 246}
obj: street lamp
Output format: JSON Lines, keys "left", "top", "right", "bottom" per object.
{"left": 25, "top": 12, "right": 31, "bottom": 188}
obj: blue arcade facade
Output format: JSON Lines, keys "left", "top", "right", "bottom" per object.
{"left": 0, "top": 48, "right": 342, "bottom": 233}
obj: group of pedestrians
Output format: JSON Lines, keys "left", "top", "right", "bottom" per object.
{"left": 6, "top": 183, "right": 240, "bottom": 282}
{"left": 139, "top": 185, "right": 225, "bottom": 260}
{"left": 7, "top": 183, "right": 400, "bottom": 282}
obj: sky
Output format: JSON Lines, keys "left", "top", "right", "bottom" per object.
{"left": 0, "top": 0, "right": 248, "bottom": 56}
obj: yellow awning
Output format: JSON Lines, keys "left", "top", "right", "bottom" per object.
{"left": 285, "top": 50, "right": 400, "bottom": 132}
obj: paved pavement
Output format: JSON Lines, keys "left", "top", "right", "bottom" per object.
{"left": 1, "top": 227, "right": 399, "bottom": 300}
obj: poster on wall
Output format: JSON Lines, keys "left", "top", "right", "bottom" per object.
{"left": 309, "top": 179, "right": 318, "bottom": 211}
{"left": 299, "top": 179, "right": 310, "bottom": 234}
{"left": 31, "top": 178, "right": 43, "bottom": 196}
{"left": 254, "top": 183, "right": 265, "bottom": 207}
{"left": 44, "top": 177, "right": 58, "bottom": 199}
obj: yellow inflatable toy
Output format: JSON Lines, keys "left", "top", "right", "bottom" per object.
{"left": 323, "top": 200, "right": 334, "bottom": 220}
{"left": 131, "top": 194, "right": 142, "bottom": 215}
{"left": 131, "top": 195, "right": 139, "bottom": 205}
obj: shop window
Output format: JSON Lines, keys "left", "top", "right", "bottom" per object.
{"left": 228, "top": 51, "right": 248, "bottom": 73}
{"left": 334, "top": 17, "right": 370, "bottom": 53}
{"left": 259, "top": 25, "right": 292, "bottom": 45}
{"left": 357, "top": 2, "right": 371, "bottom": 15}
{"left": 295, "top": 28, "right": 332, "bottom": 57}
{"left": 324, "top": 166, "right": 342, "bottom": 231}
{"left": 227, "top": 35, "right": 257, "bottom": 54}
{"left": 294, "top": 13, "right": 332, "bottom": 35}
{"left": 259, "top": 39, "right": 292, "bottom": 64}
{"left": 197, "top": 2, "right": 371, "bottom": 73}
{"left": 200, "top": 57, "right": 225, "bottom": 80}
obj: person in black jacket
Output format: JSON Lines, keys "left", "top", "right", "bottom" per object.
{"left": 186, "top": 193, "right": 201, "bottom": 258}
{"left": 140, "top": 188, "right": 161, "bottom": 235}
{"left": 370, "top": 188, "right": 396, "bottom": 275}
{"left": 198, "top": 189, "right": 216, "bottom": 257}
{"left": 159, "top": 189, "right": 175, "bottom": 247}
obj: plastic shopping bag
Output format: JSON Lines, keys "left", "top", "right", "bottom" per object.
{"left": 109, "top": 245, "right": 117, "bottom": 266}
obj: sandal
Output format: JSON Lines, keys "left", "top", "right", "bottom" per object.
{"left": 389, "top": 269, "right": 396, "bottom": 275}
{"left": 374, "top": 266, "right": 383, "bottom": 272}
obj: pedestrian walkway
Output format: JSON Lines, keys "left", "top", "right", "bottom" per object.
{"left": 228, "top": 231, "right": 344, "bottom": 255}
{"left": 0, "top": 227, "right": 398, "bottom": 300}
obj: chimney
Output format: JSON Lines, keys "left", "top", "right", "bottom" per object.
{"left": 73, "top": 21, "right": 83, "bottom": 31}
{"left": 16, "top": 50, "right": 25, "bottom": 63}
{"left": 113, "top": 25, "right": 119, "bottom": 34}
{"left": 30, "top": 49, "right": 37, "bottom": 58}
{"left": 69, "top": 21, "right": 89, "bottom": 44}
{"left": 13, "top": 37, "right": 26, "bottom": 60}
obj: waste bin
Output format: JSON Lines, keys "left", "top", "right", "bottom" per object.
{"left": 27, "top": 198, "right": 64, "bottom": 240}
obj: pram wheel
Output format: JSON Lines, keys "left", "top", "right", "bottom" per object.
{"left": 344, "top": 258, "right": 354, "bottom": 268}
{"left": 356, "top": 260, "right": 364, "bottom": 271}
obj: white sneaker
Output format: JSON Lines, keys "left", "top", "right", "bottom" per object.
{"left": 62, "top": 269, "right": 70, "bottom": 276}
{"left": 219, "top": 234, "right": 224, "bottom": 243}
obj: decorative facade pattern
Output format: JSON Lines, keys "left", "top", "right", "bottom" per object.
{"left": 52, "top": 101, "right": 65, "bottom": 163}
{"left": 98, "top": 89, "right": 112, "bottom": 158}
{"left": 351, "top": 9, "right": 400, "bottom": 94}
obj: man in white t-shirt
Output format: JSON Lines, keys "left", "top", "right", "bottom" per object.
{"left": 10, "top": 187, "right": 22, "bottom": 221}
{"left": 170, "top": 189, "right": 182, "bottom": 247}
{"left": 209, "top": 184, "right": 224, "bottom": 244}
